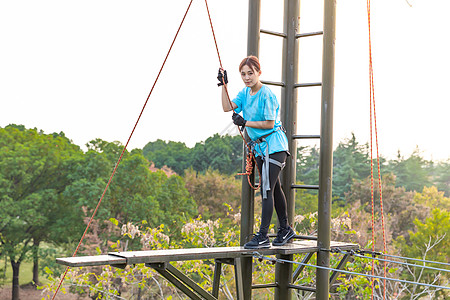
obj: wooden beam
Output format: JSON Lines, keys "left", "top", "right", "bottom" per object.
{"left": 56, "top": 242, "right": 358, "bottom": 268}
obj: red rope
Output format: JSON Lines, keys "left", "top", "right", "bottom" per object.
{"left": 50, "top": 1, "right": 194, "bottom": 299}
{"left": 367, "top": 1, "right": 387, "bottom": 298}
{"left": 203, "top": 0, "right": 260, "bottom": 190}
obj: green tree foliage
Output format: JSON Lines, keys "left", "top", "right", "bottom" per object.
{"left": 184, "top": 168, "right": 241, "bottom": 219}
{"left": 294, "top": 188, "right": 318, "bottom": 216}
{"left": 414, "top": 185, "right": 450, "bottom": 211}
{"left": 191, "top": 134, "right": 243, "bottom": 175}
{"left": 387, "top": 147, "right": 433, "bottom": 192}
{"left": 296, "top": 134, "right": 373, "bottom": 204}
{"left": 398, "top": 208, "right": 449, "bottom": 263}
{"left": 431, "top": 159, "right": 450, "bottom": 197}
{"left": 296, "top": 145, "right": 320, "bottom": 186}
{"left": 143, "top": 134, "right": 243, "bottom": 176}
{"left": 345, "top": 173, "right": 425, "bottom": 244}
{"left": 64, "top": 139, "right": 198, "bottom": 235}
{"left": 395, "top": 209, "right": 449, "bottom": 299}
{"left": 0, "top": 125, "right": 82, "bottom": 299}
{"left": 332, "top": 133, "right": 372, "bottom": 201}
{"left": 142, "top": 139, "right": 191, "bottom": 175}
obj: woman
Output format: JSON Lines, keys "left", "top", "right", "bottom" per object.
{"left": 218, "top": 56, "right": 295, "bottom": 249}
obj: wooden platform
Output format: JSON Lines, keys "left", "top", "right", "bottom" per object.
{"left": 57, "top": 240, "right": 357, "bottom": 267}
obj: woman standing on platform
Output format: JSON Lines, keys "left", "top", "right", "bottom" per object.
{"left": 218, "top": 56, "right": 295, "bottom": 249}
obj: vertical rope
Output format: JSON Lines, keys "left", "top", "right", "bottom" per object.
{"left": 50, "top": 1, "right": 194, "bottom": 299}
{"left": 367, "top": 0, "right": 387, "bottom": 298}
{"left": 203, "top": 0, "right": 260, "bottom": 189}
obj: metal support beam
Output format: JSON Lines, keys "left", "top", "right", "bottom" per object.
{"left": 241, "top": 3, "right": 261, "bottom": 299}
{"left": 260, "top": 28, "right": 286, "bottom": 38}
{"left": 316, "top": 0, "right": 337, "bottom": 299}
{"left": 292, "top": 252, "right": 315, "bottom": 282}
{"left": 148, "top": 262, "right": 213, "bottom": 300}
{"left": 212, "top": 260, "right": 222, "bottom": 297}
{"left": 288, "top": 284, "right": 316, "bottom": 292}
{"left": 296, "top": 31, "right": 323, "bottom": 38}
{"left": 292, "top": 184, "right": 319, "bottom": 190}
{"left": 252, "top": 283, "right": 278, "bottom": 289}
{"left": 292, "top": 134, "right": 320, "bottom": 139}
{"left": 260, "top": 80, "right": 285, "bottom": 87}
{"left": 276, "top": 0, "right": 300, "bottom": 298}
{"left": 329, "top": 254, "right": 352, "bottom": 286}
{"left": 234, "top": 257, "right": 244, "bottom": 300}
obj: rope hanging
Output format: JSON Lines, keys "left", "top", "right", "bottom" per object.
{"left": 367, "top": 0, "right": 387, "bottom": 299}
{"left": 203, "top": 0, "right": 261, "bottom": 190}
{"left": 51, "top": 1, "right": 195, "bottom": 298}
{"left": 52, "top": 2, "right": 261, "bottom": 298}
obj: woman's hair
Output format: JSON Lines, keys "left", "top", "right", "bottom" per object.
{"left": 239, "top": 55, "right": 261, "bottom": 73}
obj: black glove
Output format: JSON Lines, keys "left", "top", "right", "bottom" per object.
{"left": 232, "top": 112, "right": 246, "bottom": 128}
{"left": 217, "top": 68, "right": 228, "bottom": 86}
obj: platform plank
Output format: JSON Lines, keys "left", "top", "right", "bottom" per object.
{"left": 56, "top": 254, "right": 126, "bottom": 267}
{"left": 56, "top": 241, "right": 358, "bottom": 267}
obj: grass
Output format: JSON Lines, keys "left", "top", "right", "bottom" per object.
{"left": 1, "top": 259, "right": 49, "bottom": 287}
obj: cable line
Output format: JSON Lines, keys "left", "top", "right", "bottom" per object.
{"left": 381, "top": 253, "right": 450, "bottom": 267}
{"left": 50, "top": 1, "right": 195, "bottom": 299}
{"left": 336, "top": 249, "right": 450, "bottom": 273}
{"left": 252, "top": 252, "right": 450, "bottom": 291}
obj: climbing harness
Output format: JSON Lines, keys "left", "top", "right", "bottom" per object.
{"left": 249, "top": 126, "right": 286, "bottom": 199}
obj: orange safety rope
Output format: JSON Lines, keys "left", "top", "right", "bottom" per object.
{"left": 203, "top": 0, "right": 260, "bottom": 190}
{"left": 50, "top": 1, "right": 194, "bottom": 299}
{"left": 367, "top": 0, "right": 387, "bottom": 299}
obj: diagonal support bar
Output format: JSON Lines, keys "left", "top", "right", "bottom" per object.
{"left": 329, "top": 253, "right": 352, "bottom": 286}
{"left": 293, "top": 252, "right": 315, "bottom": 282}
{"left": 148, "top": 262, "right": 217, "bottom": 300}
{"left": 212, "top": 260, "right": 222, "bottom": 297}
{"left": 234, "top": 257, "right": 244, "bottom": 300}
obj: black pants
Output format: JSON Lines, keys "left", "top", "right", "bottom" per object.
{"left": 256, "top": 151, "right": 288, "bottom": 235}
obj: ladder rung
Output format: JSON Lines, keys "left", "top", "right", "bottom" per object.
{"left": 296, "top": 31, "right": 323, "bottom": 38}
{"left": 260, "top": 29, "right": 286, "bottom": 38}
{"left": 288, "top": 284, "right": 316, "bottom": 292}
{"left": 267, "top": 233, "right": 317, "bottom": 241}
{"left": 293, "top": 135, "right": 320, "bottom": 139}
{"left": 294, "top": 82, "right": 322, "bottom": 88}
{"left": 292, "top": 184, "right": 319, "bottom": 190}
{"left": 252, "top": 283, "right": 278, "bottom": 290}
{"left": 260, "top": 80, "right": 285, "bottom": 87}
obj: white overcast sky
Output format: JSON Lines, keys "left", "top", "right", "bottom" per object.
{"left": 1, "top": 0, "right": 449, "bottom": 161}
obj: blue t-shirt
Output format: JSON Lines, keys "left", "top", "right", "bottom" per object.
{"left": 232, "top": 85, "right": 289, "bottom": 156}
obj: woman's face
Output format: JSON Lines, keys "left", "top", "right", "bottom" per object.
{"left": 240, "top": 65, "right": 261, "bottom": 88}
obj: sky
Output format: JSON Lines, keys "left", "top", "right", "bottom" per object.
{"left": 1, "top": 0, "right": 449, "bottom": 161}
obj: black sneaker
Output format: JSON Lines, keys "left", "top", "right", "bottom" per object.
{"left": 272, "top": 226, "right": 295, "bottom": 246}
{"left": 244, "top": 232, "right": 270, "bottom": 249}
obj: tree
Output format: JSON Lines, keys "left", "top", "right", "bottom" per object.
{"left": 184, "top": 168, "right": 241, "bottom": 219}
{"left": 431, "top": 159, "right": 450, "bottom": 197}
{"left": 143, "top": 134, "right": 243, "bottom": 176}
{"left": 191, "top": 134, "right": 243, "bottom": 175}
{"left": 142, "top": 139, "right": 191, "bottom": 175}
{"left": 344, "top": 173, "right": 424, "bottom": 248}
{"left": 64, "top": 139, "right": 198, "bottom": 243}
{"left": 414, "top": 186, "right": 450, "bottom": 212}
{"left": 296, "top": 145, "right": 320, "bottom": 187}
{"left": 387, "top": 147, "right": 432, "bottom": 193}
{"left": 0, "top": 125, "right": 82, "bottom": 299}
{"left": 332, "top": 133, "right": 372, "bottom": 201}
{"left": 395, "top": 209, "right": 449, "bottom": 299}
